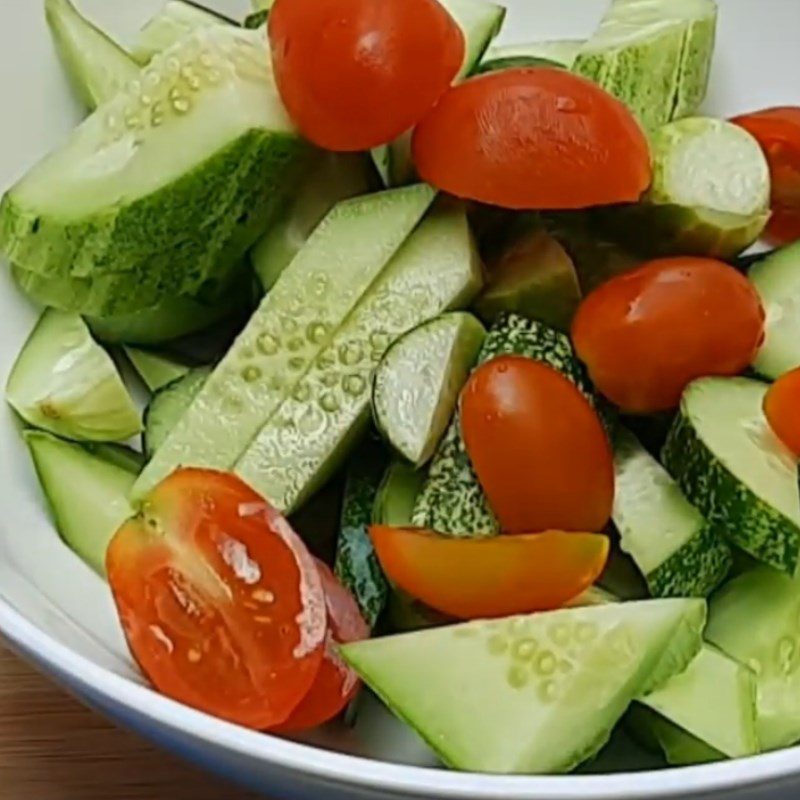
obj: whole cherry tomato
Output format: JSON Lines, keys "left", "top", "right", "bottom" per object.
{"left": 268, "top": 0, "right": 464, "bottom": 152}
{"left": 107, "top": 469, "right": 327, "bottom": 730}
{"left": 764, "top": 367, "right": 800, "bottom": 457}
{"left": 412, "top": 68, "right": 651, "bottom": 210}
{"left": 460, "top": 355, "right": 614, "bottom": 533}
{"left": 572, "top": 257, "right": 766, "bottom": 414}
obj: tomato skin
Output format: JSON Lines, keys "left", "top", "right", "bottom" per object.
{"left": 764, "top": 368, "right": 800, "bottom": 457}
{"left": 412, "top": 68, "right": 651, "bottom": 210}
{"left": 460, "top": 355, "right": 614, "bottom": 534}
{"left": 268, "top": 0, "right": 464, "bottom": 152}
{"left": 107, "top": 469, "right": 327, "bottom": 730}
{"left": 370, "top": 526, "right": 609, "bottom": 619}
{"left": 733, "top": 108, "right": 800, "bottom": 245}
{"left": 273, "top": 561, "right": 368, "bottom": 733}
{"left": 572, "top": 258, "right": 766, "bottom": 414}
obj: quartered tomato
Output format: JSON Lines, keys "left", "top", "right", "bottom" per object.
{"left": 274, "top": 560, "right": 368, "bottom": 733}
{"left": 460, "top": 355, "right": 614, "bottom": 533}
{"left": 370, "top": 526, "right": 609, "bottom": 619}
{"left": 412, "top": 68, "right": 651, "bottom": 210}
{"left": 572, "top": 257, "right": 766, "bottom": 414}
{"left": 107, "top": 469, "right": 327, "bottom": 730}
{"left": 764, "top": 367, "right": 800, "bottom": 457}
{"left": 268, "top": 0, "right": 464, "bottom": 151}
{"left": 733, "top": 107, "right": 800, "bottom": 245}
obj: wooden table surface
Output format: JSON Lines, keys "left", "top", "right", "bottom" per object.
{"left": 0, "top": 639, "right": 260, "bottom": 800}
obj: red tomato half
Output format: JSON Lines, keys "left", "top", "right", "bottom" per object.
{"left": 107, "top": 469, "right": 327, "bottom": 730}
{"left": 572, "top": 258, "right": 766, "bottom": 414}
{"left": 733, "top": 107, "right": 800, "bottom": 245}
{"left": 269, "top": 0, "right": 464, "bottom": 151}
{"left": 274, "top": 561, "right": 369, "bottom": 733}
{"left": 460, "top": 355, "right": 614, "bottom": 534}
{"left": 764, "top": 367, "right": 800, "bottom": 457}
{"left": 412, "top": 68, "right": 652, "bottom": 210}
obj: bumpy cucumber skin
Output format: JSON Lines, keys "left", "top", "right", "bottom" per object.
{"left": 412, "top": 313, "right": 594, "bottom": 537}
{"left": 662, "top": 409, "right": 800, "bottom": 576}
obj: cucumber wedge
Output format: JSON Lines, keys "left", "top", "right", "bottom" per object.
{"left": 373, "top": 312, "right": 486, "bottom": 467}
{"left": 342, "top": 598, "right": 706, "bottom": 774}
{"left": 83, "top": 441, "right": 146, "bottom": 473}
{"left": 662, "top": 377, "right": 800, "bottom": 576}
{"left": 628, "top": 705, "right": 724, "bottom": 765}
{"left": 7, "top": 310, "right": 140, "bottom": 442}
{"left": 25, "top": 430, "right": 136, "bottom": 576}
{"left": 124, "top": 347, "right": 192, "bottom": 393}
{"left": 133, "top": 184, "right": 435, "bottom": 500}
{"left": 234, "top": 201, "right": 483, "bottom": 513}
{"left": 480, "top": 40, "right": 584, "bottom": 70}
{"left": 613, "top": 427, "right": 731, "bottom": 597}
{"left": 412, "top": 313, "right": 593, "bottom": 537}
{"left": 373, "top": 460, "right": 428, "bottom": 527}
{"left": 750, "top": 243, "right": 800, "bottom": 380}
{"left": 594, "top": 118, "right": 770, "bottom": 259}
{"left": 45, "top": 0, "right": 139, "bottom": 110}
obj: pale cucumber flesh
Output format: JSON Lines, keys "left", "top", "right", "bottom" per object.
{"left": 124, "top": 348, "right": 192, "bottom": 393}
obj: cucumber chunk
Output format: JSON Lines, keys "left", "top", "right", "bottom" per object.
{"left": 628, "top": 705, "right": 724, "bottom": 765}
{"left": 133, "top": 185, "right": 436, "bottom": 500}
{"left": 594, "top": 118, "right": 770, "bottom": 259}
{"left": 373, "top": 312, "right": 486, "bottom": 467}
{"left": 613, "top": 427, "right": 731, "bottom": 597}
{"left": 83, "top": 441, "right": 146, "bottom": 473}
{"left": 750, "top": 243, "right": 800, "bottom": 380}
{"left": 7, "top": 310, "right": 140, "bottom": 442}
{"left": 412, "top": 313, "right": 593, "bottom": 537}
{"left": 45, "top": 0, "right": 139, "bottom": 110}
{"left": 234, "top": 201, "right": 483, "bottom": 513}
{"left": 574, "top": 0, "right": 718, "bottom": 131}
{"left": 25, "top": 430, "right": 136, "bottom": 576}
{"left": 1, "top": 27, "right": 310, "bottom": 314}
{"left": 251, "top": 153, "right": 376, "bottom": 292}
{"left": 662, "top": 377, "right": 800, "bottom": 576}
{"left": 143, "top": 368, "right": 211, "bottom": 459}
{"left": 124, "top": 347, "right": 192, "bottom": 393}
{"left": 342, "top": 598, "right": 706, "bottom": 774}
{"left": 373, "top": 460, "right": 428, "bottom": 527}
{"left": 480, "top": 40, "right": 584, "bottom": 70}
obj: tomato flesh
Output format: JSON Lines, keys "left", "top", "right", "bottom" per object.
{"left": 412, "top": 68, "right": 651, "bottom": 210}
{"left": 269, "top": 0, "right": 464, "bottom": 152}
{"left": 370, "top": 526, "right": 609, "bottom": 619}
{"left": 107, "top": 469, "right": 327, "bottom": 730}
{"left": 764, "top": 367, "right": 800, "bottom": 457}
{"left": 572, "top": 257, "right": 766, "bottom": 414}
{"left": 274, "top": 561, "right": 368, "bottom": 733}
{"left": 460, "top": 355, "right": 614, "bottom": 533}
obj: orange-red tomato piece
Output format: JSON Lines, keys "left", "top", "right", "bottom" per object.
{"left": 460, "top": 355, "right": 614, "bottom": 534}
{"left": 106, "top": 469, "right": 327, "bottom": 730}
{"left": 764, "top": 367, "right": 800, "bottom": 457}
{"left": 273, "top": 560, "right": 369, "bottom": 733}
{"left": 412, "top": 68, "right": 652, "bottom": 210}
{"left": 268, "top": 0, "right": 464, "bottom": 152}
{"left": 370, "top": 526, "right": 609, "bottom": 619}
{"left": 571, "top": 257, "right": 766, "bottom": 414}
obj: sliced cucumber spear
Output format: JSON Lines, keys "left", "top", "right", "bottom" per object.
{"left": 662, "top": 377, "right": 800, "bottom": 577}
{"left": 124, "top": 347, "right": 192, "bottom": 393}
{"left": 628, "top": 705, "right": 725, "bottom": 765}
{"left": 25, "top": 430, "right": 136, "bottom": 577}
{"left": 6, "top": 310, "right": 140, "bottom": 442}
{"left": 594, "top": 118, "right": 770, "bottom": 259}
{"left": 477, "top": 40, "right": 583, "bottom": 73}
{"left": 373, "top": 312, "right": 486, "bottom": 468}
{"left": 45, "top": 0, "right": 139, "bottom": 110}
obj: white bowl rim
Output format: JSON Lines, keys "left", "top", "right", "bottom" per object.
{"left": 1, "top": 593, "right": 797, "bottom": 799}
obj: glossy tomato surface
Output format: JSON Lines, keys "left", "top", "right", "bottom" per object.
{"left": 764, "top": 367, "right": 800, "bottom": 457}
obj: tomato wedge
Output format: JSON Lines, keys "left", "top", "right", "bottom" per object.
{"left": 107, "top": 469, "right": 327, "bottom": 730}
{"left": 370, "top": 526, "right": 609, "bottom": 619}
{"left": 733, "top": 107, "right": 800, "bottom": 245}
{"left": 764, "top": 367, "right": 800, "bottom": 457}
{"left": 412, "top": 68, "right": 651, "bottom": 210}
{"left": 274, "top": 560, "right": 368, "bottom": 733}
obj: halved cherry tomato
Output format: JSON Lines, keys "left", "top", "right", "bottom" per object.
{"left": 732, "top": 107, "right": 800, "bottom": 245}
{"left": 274, "top": 560, "right": 368, "bottom": 733}
{"left": 764, "top": 367, "right": 800, "bottom": 457}
{"left": 572, "top": 257, "right": 766, "bottom": 414}
{"left": 268, "top": 0, "right": 464, "bottom": 152}
{"left": 412, "top": 68, "right": 651, "bottom": 210}
{"left": 107, "top": 469, "right": 327, "bottom": 730}
{"left": 370, "top": 526, "right": 609, "bottom": 619}
{"left": 460, "top": 355, "right": 614, "bottom": 533}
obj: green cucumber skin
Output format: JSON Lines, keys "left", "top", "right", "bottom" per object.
{"left": 662, "top": 410, "right": 800, "bottom": 576}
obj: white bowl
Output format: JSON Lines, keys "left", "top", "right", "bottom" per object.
{"left": 1, "top": 1, "right": 799, "bottom": 798}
